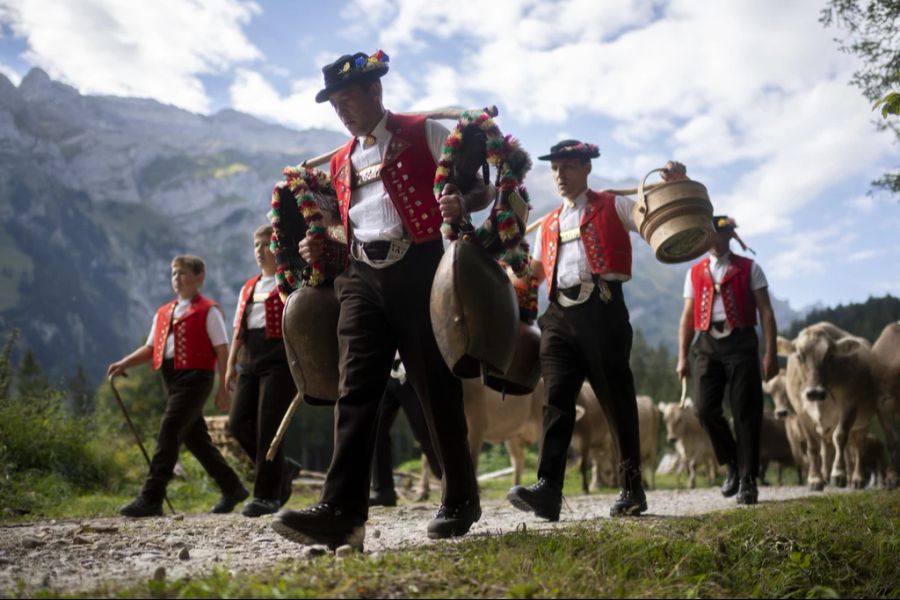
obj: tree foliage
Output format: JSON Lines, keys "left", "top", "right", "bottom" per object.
{"left": 786, "top": 294, "right": 900, "bottom": 341}
{"left": 821, "top": 0, "right": 900, "bottom": 194}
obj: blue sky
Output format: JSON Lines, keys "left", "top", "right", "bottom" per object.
{"left": 0, "top": 0, "right": 897, "bottom": 311}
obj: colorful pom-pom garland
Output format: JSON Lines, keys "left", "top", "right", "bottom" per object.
{"left": 433, "top": 109, "right": 534, "bottom": 279}
{"left": 268, "top": 166, "right": 332, "bottom": 293}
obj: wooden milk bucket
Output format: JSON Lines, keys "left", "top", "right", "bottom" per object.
{"left": 631, "top": 168, "right": 714, "bottom": 263}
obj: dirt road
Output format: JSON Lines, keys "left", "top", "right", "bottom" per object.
{"left": 0, "top": 486, "right": 853, "bottom": 595}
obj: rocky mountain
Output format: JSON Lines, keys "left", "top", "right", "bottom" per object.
{"left": 0, "top": 68, "right": 344, "bottom": 382}
{"left": 0, "top": 69, "right": 806, "bottom": 383}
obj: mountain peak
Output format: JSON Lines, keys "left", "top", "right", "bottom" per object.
{"left": 19, "top": 67, "right": 52, "bottom": 89}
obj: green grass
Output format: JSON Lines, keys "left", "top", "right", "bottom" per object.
{"left": 71, "top": 491, "right": 900, "bottom": 599}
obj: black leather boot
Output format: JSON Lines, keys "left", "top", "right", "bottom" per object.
{"left": 507, "top": 478, "right": 562, "bottom": 521}
{"left": 721, "top": 463, "right": 740, "bottom": 498}
{"left": 119, "top": 495, "right": 163, "bottom": 518}
{"left": 272, "top": 503, "right": 366, "bottom": 550}
{"left": 211, "top": 485, "right": 249, "bottom": 514}
{"left": 736, "top": 476, "right": 758, "bottom": 505}
{"left": 427, "top": 496, "right": 481, "bottom": 539}
{"left": 609, "top": 484, "right": 648, "bottom": 517}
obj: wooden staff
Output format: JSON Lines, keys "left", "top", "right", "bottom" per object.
{"left": 680, "top": 376, "right": 689, "bottom": 409}
{"left": 266, "top": 392, "right": 301, "bottom": 461}
{"left": 522, "top": 180, "right": 669, "bottom": 236}
{"left": 108, "top": 375, "right": 176, "bottom": 515}
{"left": 299, "top": 105, "right": 500, "bottom": 169}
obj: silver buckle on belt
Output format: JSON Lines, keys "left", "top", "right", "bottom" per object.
{"left": 556, "top": 279, "right": 612, "bottom": 307}
{"left": 351, "top": 238, "right": 411, "bottom": 269}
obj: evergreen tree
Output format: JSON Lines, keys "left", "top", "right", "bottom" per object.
{"left": 66, "top": 365, "right": 95, "bottom": 416}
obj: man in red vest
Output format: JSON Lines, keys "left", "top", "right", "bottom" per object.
{"left": 677, "top": 216, "right": 778, "bottom": 504}
{"left": 508, "top": 140, "right": 686, "bottom": 519}
{"left": 107, "top": 255, "right": 247, "bottom": 517}
{"left": 225, "top": 225, "right": 299, "bottom": 517}
{"left": 272, "top": 50, "right": 491, "bottom": 549}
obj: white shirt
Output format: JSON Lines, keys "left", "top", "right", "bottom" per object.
{"left": 145, "top": 297, "right": 229, "bottom": 358}
{"left": 683, "top": 251, "right": 768, "bottom": 322}
{"left": 348, "top": 112, "right": 450, "bottom": 242}
{"left": 531, "top": 190, "right": 638, "bottom": 289}
{"left": 232, "top": 275, "right": 277, "bottom": 331}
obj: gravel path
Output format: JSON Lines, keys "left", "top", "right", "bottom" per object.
{"left": 0, "top": 485, "right": 854, "bottom": 595}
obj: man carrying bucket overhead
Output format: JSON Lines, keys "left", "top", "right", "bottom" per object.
{"left": 676, "top": 216, "right": 778, "bottom": 505}
{"left": 507, "top": 140, "right": 687, "bottom": 519}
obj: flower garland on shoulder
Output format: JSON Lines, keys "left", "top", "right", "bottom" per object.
{"left": 268, "top": 166, "right": 331, "bottom": 293}
{"left": 433, "top": 109, "right": 534, "bottom": 279}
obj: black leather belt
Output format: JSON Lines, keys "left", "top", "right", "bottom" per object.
{"left": 559, "top": 285, "right": 584, "bottom": 301}
{"left": 358, "top": 240, "right": 393, "bottom": 261}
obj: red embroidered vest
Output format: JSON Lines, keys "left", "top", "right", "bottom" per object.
{"left": 330, "top": 112, "right": 442, "bottom": 245}
{"left": 690, "top": 255, "right": 758, "bottom": 331}
{"left": 539, "top": 190, "right": 632, "bottom": 296}
{"left": 151, "top": 294, "right": 218, "bottom": 371}
{"left": 236, "top": 275, "right": 284, "bottom": 339}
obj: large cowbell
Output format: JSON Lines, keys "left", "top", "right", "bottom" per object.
{"left": 282, "top": 284, "right": 340, "bottom": 405}
{"left": 430, "top": 238, "right": 519, "bottom": 378}
{"left": 482, "top": 322, "right": 541, "bottom": 395}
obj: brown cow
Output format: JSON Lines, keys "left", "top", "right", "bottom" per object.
{"left": 659, "top": 400, "right": 718, "bottom": 488}
{"left": 872, "top": 321, "right": 900, "bottom": 484}
{"left": 572, "top": 387, "right": 659, "bottom": 492}
{"left": 462, "top": 378, "right": 545, "bottom": 486}
{"left": 758, "top": 411, "right": 802, "bottom": 486}
{"left": 418, "top": 379, "right": 544, "bottom": 499}
{"left": 778, "top": 322, "right": 880, "bottom": 489}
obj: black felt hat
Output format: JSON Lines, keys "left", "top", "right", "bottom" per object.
{"left": 713, "top": 215, "right": 737, "bottom": 232}
{"left": 315, "top": 50, "right": 390, "bottom": 103}
{"left": 537, "top": 139, "right": 601, "bottom": 161}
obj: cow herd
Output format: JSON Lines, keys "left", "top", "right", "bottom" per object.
{"left": 411, "top": 320, "right": 899, "bottom": 495}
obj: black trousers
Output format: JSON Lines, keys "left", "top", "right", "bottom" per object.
{"left": 691, "top": 328, "right": 764, "bottom": 479}
{"left": 321, "top": 240, "right": 478, "bottom": 518}
{"left": 228, "top": 330, "right": 297, "bottom": 501}
{"left": 537, "top": 283, "right": 642, "bottom": 489}
{"left": 141, "top": 360, "right": 243, "bottom": 502}
{"left": 371, "top": 376, "right": 442, "bottom": 496}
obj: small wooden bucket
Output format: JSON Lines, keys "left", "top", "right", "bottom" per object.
{"left": 632, "top": 168, "right": 714, "bottom": 263}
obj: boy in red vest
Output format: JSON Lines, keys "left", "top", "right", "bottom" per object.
{"left": 272, "top": 50, "right": 491, "bottom": 549}
{"left": 225, "top": 225, "right": 299, "bottom": 517}
{"left": 107, "top": 255, "right": 248, "bottom": 517}
{"left": 677, "top": 216, "right": 778, "bottom": 504}
{"left": 508, "top": 140, "right": 686, "bottom": 519}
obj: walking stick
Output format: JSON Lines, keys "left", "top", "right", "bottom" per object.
{"left": 108, "top": 375, "right": 176, "bottom": 515}
{"left": 266, "top": 393, "right": 301, "bottom": 461}
{"left": 679, "top": 376, "right": 689, "bottom": 409}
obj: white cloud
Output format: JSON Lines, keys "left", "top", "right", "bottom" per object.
{"left": 0, "top": 0, "right": 262, "bottom": 113}
{"left": 344, "top": 0, "right": 895, "bottom": 239}
{"left": 230, "top": 69, "right": 340, "bottom": 131}
{"left": 768, "top": 226, "right": 840, "bottom": 280}
{"left": 0, "top": 62, "right": 21, "bottom": 85}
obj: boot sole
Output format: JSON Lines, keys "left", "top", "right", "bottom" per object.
{"left": 271, "top": 520, "right": 365, "bottom": 551}
{"left": 610, "top": 501, "right": 648, "bottom": 517}
{"left": 507, "top": 492, "right": 560, "bottom": 522}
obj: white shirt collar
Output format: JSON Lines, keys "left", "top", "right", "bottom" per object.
{"left": 709, "top": 250, "right": 732, "bottom": 268}
{"left": 356, "top": 111, "right": 389, "bottom": 145}
{"left": 562, "top": 189, "right": 589, "bottom": 210}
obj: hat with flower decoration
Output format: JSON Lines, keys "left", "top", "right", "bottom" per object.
{"left": 713, "top": 215, "right": 755, "bottom": 254}
{"left": 537, "top": 139, "right": 601, "bottom": 161}
{"left": 315, "top": 50, "right": 390, "bottom": 103}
